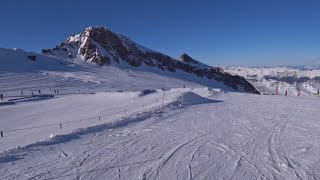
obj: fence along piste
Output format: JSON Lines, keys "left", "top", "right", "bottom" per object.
{"left": 1, "top": 92, "right": 168, "bottom": 137}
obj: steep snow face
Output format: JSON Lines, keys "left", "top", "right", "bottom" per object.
{"left": 42, "top": 26, "right": 195, "bottom": 69}
{"left": 41, "top": 27, "right": 109, "bottom": 65}
{"left": 42, "top": 26, "right": 167, "bottom": 67}
{"left": 40, "top": 26, "right": 259, "bottom": 94}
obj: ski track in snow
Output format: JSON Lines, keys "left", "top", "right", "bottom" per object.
{"left": 1, "top": 90, "right": 320, "bottom": 180}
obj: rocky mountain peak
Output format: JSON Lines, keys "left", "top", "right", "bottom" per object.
{"left": 40, "top": 26, "right": 259, "bottom": 94}
{"left": 179, "top": 53, "right": 199, "bottom": 64}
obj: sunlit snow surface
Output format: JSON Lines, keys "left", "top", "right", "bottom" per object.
{"left": 1, "top": 48, "right": 320, "bottom": 179}
{"left": 1, "top": 89, "right": 320, "bottom": 180}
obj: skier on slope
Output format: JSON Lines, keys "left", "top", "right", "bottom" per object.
{"left": 0, "top": 93, "right": 3, "bottom": 100}
{"left": 285, "top": 90, "right": 288, "bottom": 96}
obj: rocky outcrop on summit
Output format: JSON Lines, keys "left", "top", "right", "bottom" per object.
{"left": 179, "top": 53, "right": 200, "bottom": 65}
{"left": 178, "top": 53, "right": 212, "bottom": 69}
{"left": 41, "top": 26, "right": 259, "bottom": 94}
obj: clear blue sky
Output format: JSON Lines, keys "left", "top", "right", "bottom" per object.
{"left": 1, "top": 0, "right": 320, "bottom": 66}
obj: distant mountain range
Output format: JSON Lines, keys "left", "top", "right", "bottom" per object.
{"left": 225, "top": 66, "right": 320, "bottom": 96}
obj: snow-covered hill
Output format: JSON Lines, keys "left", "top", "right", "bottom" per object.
{"left": 0, "top": 27, "right": 260, "bottom": 95}
{"left": 225, "top": 66, "right": 320, "bottom": 96}
{"left": 1, "top": 88, "right": 320, "bottom": 179}
{"left": 3, "top": 26, "right": 320, "bottom": 180}
{"left": 0, "top": 47, "right": 255, "bottom": 99}
{"left": 40, "top": 26, "right": 258, "bottom": 94}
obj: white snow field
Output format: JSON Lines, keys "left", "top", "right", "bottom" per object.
{"left": 1, "top": 89, "right": 320, "bottom": 180}
{"left": 1, "top": 48, "right": 320, "bottom": 179}
{"left": 0, "top": 48, "right": 235, "bottom": 98}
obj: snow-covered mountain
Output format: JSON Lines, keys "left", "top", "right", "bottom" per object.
{"left": 3, "top": 27, "right": 320, "bottom": 180}
{"left": 40, "top": 26, "right": 258, "bottom": 94}
{"left": 225, "top": 66, "right": 320, "bottom": 96}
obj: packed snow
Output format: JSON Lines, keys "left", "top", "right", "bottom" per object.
{"left": 1, "top": 88, "right": 320, "bottom": 179}
{"left": 1, "top": 48, "right": 320, "bottom": 179}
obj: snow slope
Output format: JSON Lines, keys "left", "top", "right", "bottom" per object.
{"left": 1, "top": 35, "right": 319, "bottom": 179}
{"left": 0, "top": 88, "right": 216, "bottom": 152}
{"left": 0, "top": 47, "right": 243, "bottom": 98}
{"left": 40, "top": 26, "right": 259, "bottom": 94}
{"left": 0, "top": 89, "right": 319, "bottom": 179}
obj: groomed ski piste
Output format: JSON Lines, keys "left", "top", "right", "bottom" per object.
{"left": 1, "top": 48, "right": 320, "bottom": 179}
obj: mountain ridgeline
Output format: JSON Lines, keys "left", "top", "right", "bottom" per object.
{"left": 41, "top": 26, "right": 259, "bottom": 94}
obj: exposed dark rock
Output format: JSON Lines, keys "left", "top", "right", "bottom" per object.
{"left": 263, "top": 75, "right": 311, "bottom": 84}
{"left": 179, "top": 53, "right": 199, "bottom": 64}
{"left": 139, "top": 89, "right": 157, "bottom": 96}
{"left": 27, "top": 55, "right": 36, "bottom": 61}
{"left": 41, "top": 26, "right": 259, "bottom": 94}
{"left": 41, "top": 49, "right": 52, "bottom": 54}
